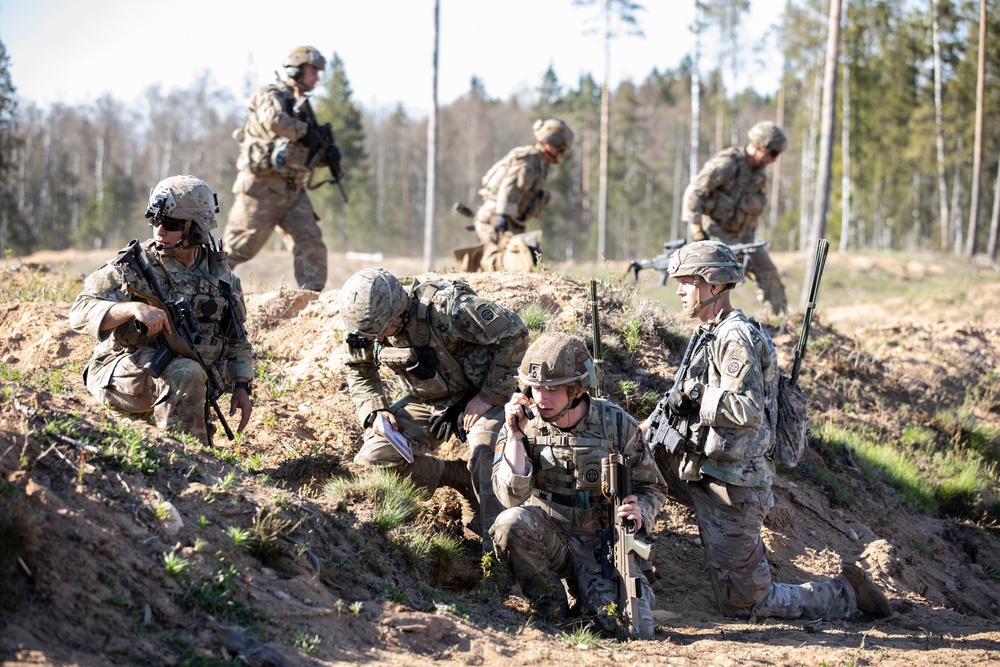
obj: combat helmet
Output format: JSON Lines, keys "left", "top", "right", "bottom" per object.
{"left": 145, "top": 175, "right": 220, "bottom": 233}
{"left": 533, "top": 118, "right": 574, "bottom": 150}
{"left": 748, "top": 121, "right": 788, "bottom": 155}
{"left": 340, "top": 268, "right": 410, "bottom": 339}
{"left": 518, "top": 333, "right": 595, "bottom": 390}
{"left": 668, "top": 240, "right": 745, "bottom": 285}
{"left": 285, "top": 46, "right": 326, "bottom": 79}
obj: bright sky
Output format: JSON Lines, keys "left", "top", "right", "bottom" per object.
{"left": 0, "top": 0, "right": 785, "bottom": 116}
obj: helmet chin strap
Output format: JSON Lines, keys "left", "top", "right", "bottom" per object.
{"left": 684, "top": 278, "right": 731, "bottom": 318}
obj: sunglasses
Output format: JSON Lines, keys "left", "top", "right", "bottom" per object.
{"left": 767, "top": 148, "right": 781, "bottom": 159}
{"left": 150, "top": 218, "right": 186, "bottom": 232}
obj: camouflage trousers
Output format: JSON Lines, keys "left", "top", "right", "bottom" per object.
{"left": 490, "top": 505, "right": 656, "bottom": 639}
{"left": 472, "top": 207, "right": 534, "bottom": 272}
{"left": 353, "top": 395, "right": 505, "bottom": 545}
{"left": 659, "top": 454, "right": 855, "bottom": 620}
{"left": 85, "top": 348, "right": 210, "bottom": 445}
{"left": 707, "top": 228, "right": 788, "bottom": 315}
{"left": 223, "top": 173, "right": 327, "bottom": 291}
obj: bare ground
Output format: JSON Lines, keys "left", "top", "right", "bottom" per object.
{"left": 1, "top": 249, "right": 999, "bottom": 666}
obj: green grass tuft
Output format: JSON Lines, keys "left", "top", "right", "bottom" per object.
{"left": 324, "top": 468, "right": 428, "bottom": 534}
{"left": 518, "top": 302, "right": 552, "bottom": 332}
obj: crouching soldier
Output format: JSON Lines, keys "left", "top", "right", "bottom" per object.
{"left": 69, "top": 175, "right": 253, "bottom": 445}
{"left": 491, "top": 333, "right": 667, "bottom": 638}
{"left": 340, "top": 268, "right": 528, "bottom": 549}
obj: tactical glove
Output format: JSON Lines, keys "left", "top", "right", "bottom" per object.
{"left": 428, "top": 404, "right": 467, "bottom": 442}
{"left": 690, "top": 227, "right": 708, "bottom": 242}
{"left": 667, "top": 387, "right": 697, "bottom": 416}
{"left": 299, "top": 124, "right": 322, "bottom": 150}
{"left": 493, "top": 215, "right": 510, "bottom": 234}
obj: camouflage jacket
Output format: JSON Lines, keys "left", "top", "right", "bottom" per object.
{"left": 682, "top": 146, "right": 769, "bottom": 239}
{"left": 493, "top": 397, "right": 667, "bottom": 536}
{"left": 681, "top": 308, "right": 779, "bottom": 487}
{"left": 68, "top": 239, "right": 253, "bottom": 389}
{"left": 234, "top": 81, "right": 314, "bottom": 183}
{"left": 477, "top": 145, "right": 550, "bottom": 221}
{"left": 344, "top": 279, "right": 529, "bottom": 424}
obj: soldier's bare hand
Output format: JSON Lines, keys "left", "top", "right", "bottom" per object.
{"left": 619, "top": 494, "right": 643, "bottom": 530}
{"left": 132, "top": 302, "right": 172, "bottom": 336}
{"left": 229, "top": 389, "right": 253, "bottom": 433}
{"left": 371, "top": 410, "right": 397, "bottom": 436}
{"left": 462, "top": 393, "right": 491, "bottom": 433}
{"left": 503, "top": 392, "right": 533, "bottom": 432}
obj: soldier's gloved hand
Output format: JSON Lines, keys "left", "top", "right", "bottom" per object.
{"left": 429, "top": 404, "right": 465, "bottom": 442}
{"left": 299, "top": 124, "right": 322, "bottom": 150}
{"left": 667, "top": 387, "right": 697, "bottom": 416}
{"left": 493, "top": 215, "right": 510, "bottom": 233}
{"left": 690, "top": 227, "right": 708, "bottom": 242}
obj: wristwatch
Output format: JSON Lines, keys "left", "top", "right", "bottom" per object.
{"left": 233, "top": 380, "right": 252, "bottom": 395}
{"left": 687, "top": 382, "right": 703, "bottom": 401}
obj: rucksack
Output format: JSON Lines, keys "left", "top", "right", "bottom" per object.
{"left": 774, "top": 374, "right": 808, "bottom": 467}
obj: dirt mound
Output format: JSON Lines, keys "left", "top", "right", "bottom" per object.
{"left": 2, "top": 256, "right": 1000, "bottom": 666}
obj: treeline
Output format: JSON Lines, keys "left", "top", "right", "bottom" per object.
{"left": 0, "top": 0, "right": 998, "bottom": 264}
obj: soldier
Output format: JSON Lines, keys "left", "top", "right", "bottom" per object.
{"left": 492, "top": 333, "right": 667, "bottom": 638}
{"left": 466, "top": 118, "right": 573, "bottom": 272}
{"left": 340, "top": 268, "right": 529, "bottom": 548}
{"left": 682, "top": 121, "right": 789, "bottom": 314}
{"left": 223, "top": 45, "right": 342, "bottom": 292}
{"left": 69, "top": 176, "right": 254, "bottom": 445}
{"left": 645, "top": 241, "right": 891, "bottom": 622}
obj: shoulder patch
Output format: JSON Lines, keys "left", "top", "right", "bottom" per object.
{"left": 463, "top": 298, "right": 512, "bottom": 339}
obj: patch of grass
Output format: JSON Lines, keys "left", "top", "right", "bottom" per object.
{"left": 255, "top": 354, "right": 296, "bottom": 398}
{"left": 618, "top": 317, "right": 645, "bottom": 352}
{"left": 900, "top": 424, "right": 937, "bottom": 453}
{"left": 0, "top": 363, "right": 28, "bottom": 383}
{"left": 204, "top": 471, "right": 241, "bottom": 503}
{"left": 241, "top": 452, "right": 266, "bottom": 474}
{"left": 248, "top": 506, "right": 300, "bottom": 567}
{"left": 290, "top": 626, "right": 321, "bottom": 654}
{"left": 0, "top": 266, "right": 82, "bottom": 303}
{"left": 224, "top": 526, "right": 252, "bottom": 549}
{"left": 98, "top": 423, "right": 162, "bottom": 475}
{"left": 183, "top": 555, "right": 267, "bottom": 627}
{"left": 403, "top": 529, "right": 464, "bottom": 578}
{"left": 557, "top": 623, "right": 607, "bottom": 648}
{"left": 323, "top": 468, "right": 428, "bottom": 534}
{"left": 518, "top": 302, "right": 552, "bottom": 332}
{"left": 163, "top": 550, "right": 190, "bottom": 577}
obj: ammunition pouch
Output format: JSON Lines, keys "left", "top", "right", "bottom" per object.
{"left": 406, "top": 346, "right": 439, "bottom": 381}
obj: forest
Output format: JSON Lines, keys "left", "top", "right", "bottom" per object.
{"left": 0, "top": 0, "right": 998, "bottom": 266}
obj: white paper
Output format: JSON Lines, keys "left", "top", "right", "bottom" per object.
{"left": 375, "top": 412, "right": 413, "bottom": 463}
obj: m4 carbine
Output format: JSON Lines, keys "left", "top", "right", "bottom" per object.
{"left": 626, "top": 239, "right": 769, "bottom": 284}
{"left": 113, "top": 240, "right": 236, "bottom": 440}
{"left": 294, "top": 98, "right": 348, "bottom": 203}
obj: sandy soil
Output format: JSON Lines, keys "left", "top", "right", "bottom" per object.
{"left": 1, "top": 249, "right": 999, "bottom": 667}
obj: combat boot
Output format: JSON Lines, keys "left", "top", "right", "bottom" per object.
{"left": 841, "top": 563, "right": 892, "bottom": 618}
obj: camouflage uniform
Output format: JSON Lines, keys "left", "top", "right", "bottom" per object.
{"left": 223, "top": 80, "right": 327, "bottom": 291}
{"left": 344, "top": 278, "right": 529, "bottom": 542}
{"left": 472, "top": 145, "right": 551, "bottom": 271}
{"left": 492, "top": 398, "right": 667, "bottom": 637}
{"left": 654, "top": 307, "right": 856, "bottom": 620}
{"left": 683, "top": 146, "right": 788, "bottom": 314}
{"left": 69, "top": 240, "right": 253, "bottom": 444}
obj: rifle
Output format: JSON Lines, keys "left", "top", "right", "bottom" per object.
{"left": 791, "top": 238, "right": 830, "bottom": 385}
{"left": 293, "top": 98, "right": 349, "bottom": 203}
{"left": 589, "top": 278, "right": 604, "bottom": 397}
{"left": 626, "top": 239, "right": 770, "bottom": 284}
{"left": 113, "top": 240, "right": 235, "bottom": 441}
{"left": 644, "top": 328, "right": 712, "bottom": 466}
{"left": 599, "top": 412, "right": 653, "bottom": 640}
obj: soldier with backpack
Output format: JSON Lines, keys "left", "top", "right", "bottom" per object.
{"left": 643, "top": 240, "right": 891, "bottom": 622}
{"left": 340, "top": 268, "right": 529, "bottom": 549}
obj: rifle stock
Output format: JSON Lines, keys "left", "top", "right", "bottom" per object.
{"left": 115, "top": 241, "right": 235, "bottom": 441}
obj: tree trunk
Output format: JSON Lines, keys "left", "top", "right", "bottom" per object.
{"left": 952, "top": 140, "right": 964, "bottom": 251}
{"left": 423, "top": 0, "right": 439, "bottom": 271}
{"left": 768, "top": 74, "right": 785, "bottom": 241}
{"left": 799, "top": 72, "right": 821, "bottom": 251}
{"left": 964, "top": 0, "right": 987, "bottom": 256}
{"left": 802, "top": 0, "right": 841, "bottom": 309}
{"left": 671, "top": 120, "right": 684, "bottom": 240}
{"left": 932, "top": 0, "right": 951, "bottom": 251}
{"left": 596, "top": 0, "right": 611, "bottom": 262}
{"left": 840, "top": 49, "right": 851, "bottom": 252}
{"left": 690, "top": 3, "right": 703, "bottom": 182}
{"left": 987, "top": 154, "right": 1000, "bottom": 260}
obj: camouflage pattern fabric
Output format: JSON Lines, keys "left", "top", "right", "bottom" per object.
{"left": 682, "top": 146, "right": 787, "bottom": 314}
{"left": 223, "top": 173, "right": 327, "bottom": 291}
{"left": 654, "top": 308, "right": 855, "bottom": 620}
{"left": 69, "top": 240, "right": 252, "bottom": 444}
{"left": 658, "top": 457, "right": 855, "bottom": 620}
{"left": 492, "top": 398, "right": 666, "bottom": 637}
{"left": 473, "top": 145, "right": 549, "bottom": 251}
{"left": 345, "top": 280, "right": 529, "bottom": 542}
{"left": 223, "top": 81, "right": 327, "bottom": 291}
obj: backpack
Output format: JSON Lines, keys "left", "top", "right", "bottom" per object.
{"left": 774, "top": 374, "right": 808, "bottom": 467}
